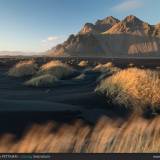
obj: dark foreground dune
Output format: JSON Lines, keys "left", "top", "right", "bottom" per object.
{"left": 0, "top": 56, "right": 160, "bottom": 152}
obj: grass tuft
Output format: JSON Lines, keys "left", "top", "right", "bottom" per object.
{"left": 95, "top": 68, "right": 160, "bottom": 114}
{"left": 8, "top": 60, "right": 38, "bottom": 77}
{"left": 37, "top": 60, "right": 74, "bottom": 79}
{"left": 78, "top": 60, "right": 88, "bottom": 67}
{"left": 93, "top": 62, "right": 120, "bottom": 74}
{"left": 25, "top": 74, "right": 58, "bottom": 87}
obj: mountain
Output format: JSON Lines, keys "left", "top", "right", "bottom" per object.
{"left": 79, "top": 16, "right": 120, "bottom": 34}
{"left": 48, "top": 15, "right": 160, "bottom": 57}
{"left": 105, "top": 15, "right": 156, "bottom": 36}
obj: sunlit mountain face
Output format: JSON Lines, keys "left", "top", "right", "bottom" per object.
{"left": 48, "top": 15, "right": 160, "bottom": 57}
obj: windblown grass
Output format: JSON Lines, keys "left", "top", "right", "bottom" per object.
{"left": 8, "top": 60, "right": 38, "bottom": 77}
{"left": 0, "top": 116, "right": 160, "bottom": 153}
{"left": 95, "top": 68, "right": 160, "bottom": 114}
{"left": 37, "top": 60, "right": 74, "bottom": 79}
{"left": 25, "top": 74, "right": 58, "bottom": 87}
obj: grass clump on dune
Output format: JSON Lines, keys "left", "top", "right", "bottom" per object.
{"left": 25, "top": 74, "right": 58, "bottom": 87}
{"left": 37, "top": 60, "right": 74, "bottom": 79}
{"left": 93, "top": 62, "right": 113, "bottom": 71}
{"left": 95, "top": 68, "right": 160, "bottom": 114}
{"left": 24, "top": 60, "right": 74, "bottom": 87}
{"left": 78, "top": 60, "right": 88, "bottom": 67}
{"left": 93, "top": 62, "right": 120, "bottom": 74}
{"left": 93, "top": 62, "right": 121, "bottom": 82}
{"left": 74, "top": 73, "right": 86, "bottom": 80}
{"left": 8, "top": 60, "right": 38, "bottom": 77}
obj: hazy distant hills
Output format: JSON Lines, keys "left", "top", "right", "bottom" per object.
{"left": 48, "top": 15, "right": 160, "bottom": 57}
{"left": 0, "top": 51, "right": 43, "bottom": 56}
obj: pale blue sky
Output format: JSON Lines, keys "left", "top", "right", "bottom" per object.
{"left": 0, "top": 0, "right": 159, "bottom": 52}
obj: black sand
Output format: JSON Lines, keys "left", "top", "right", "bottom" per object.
{"left": 0, "top": 57, "right": 160, "bottom": 136}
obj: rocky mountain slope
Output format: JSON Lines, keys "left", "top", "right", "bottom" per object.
{"left": 48, "top": 15, "right": 160, "bottom": 57}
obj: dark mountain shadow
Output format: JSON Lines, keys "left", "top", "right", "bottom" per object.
{"left": 97, "top": 33, "right": 160, "bottom": 57}
{"left": 50, "top": 32, "right": 160, "bottom": 57}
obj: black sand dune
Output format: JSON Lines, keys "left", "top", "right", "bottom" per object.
{"left": 0, "top": 57, "right": 160, "bottom": 136}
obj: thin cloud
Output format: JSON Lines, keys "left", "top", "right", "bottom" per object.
{"left": 42, "top": 36, "right": 59, "bottom": 43}
{"left": 41, "top": 35, "right": 67, "bottom": 51}
{"left": 112, "top": 0, "right": 143, "bottom": 12}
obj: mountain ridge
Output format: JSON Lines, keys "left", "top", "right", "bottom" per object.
{"left": 48, "top": 15, "right": 160, "bottom": 57}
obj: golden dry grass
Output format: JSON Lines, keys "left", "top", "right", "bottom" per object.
{"left": 8, "top": 60, "right": 38, "bottom": 77}
{"left": 95, "top": 68, "right": 160, "bottom": 114}
{"left": 128, "top": 63, "right": 135, "bottom": 67}
{"left": 93, "top": 62, "right": 121, "bottom": 83}
{"left": 93, "top": 62, "right": 113, "bottom": 71}
{"left": 25, "top": 74, "right": 58, "bottom": 87}
{"left": 37, "top": 60, "right": 74, "bottom": 79}
{"left": 74, "top": 73, "right": 86, "bottom": 80}
{"left": 78, "top": 60, "right": 88, "bottom": 67}
{"left": 0, "top": 116, "right": 160, "bottom": 153}
{"left": 93, "top": 62, "right": 120, "bottom": 74}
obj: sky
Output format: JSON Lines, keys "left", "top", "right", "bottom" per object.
{"left": 0, "top": 0, "right": 160, "bottom": 53}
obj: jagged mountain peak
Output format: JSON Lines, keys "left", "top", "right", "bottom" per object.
{"left": 48, "top": 15, "right": 160, "bottom": 57}
{"left": 105, "top": 15, "right": 153, "bottom": 35}
{"left": 96, "top": 16, "right": 119, "bottom": 25}
{"left": 79, "top": 23, "right": 95, "bottom": 34}
{"left": 123, "top": 15, "right": 143, "bottom": 24}
{"left": 95, "top": 16, "right": 120, "bottom": 32}
{"left": 80, "top": 16, "right": 120, "bottom": 34}
{"left": 84, "top": 23, "right": 94, "bottom": 27}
